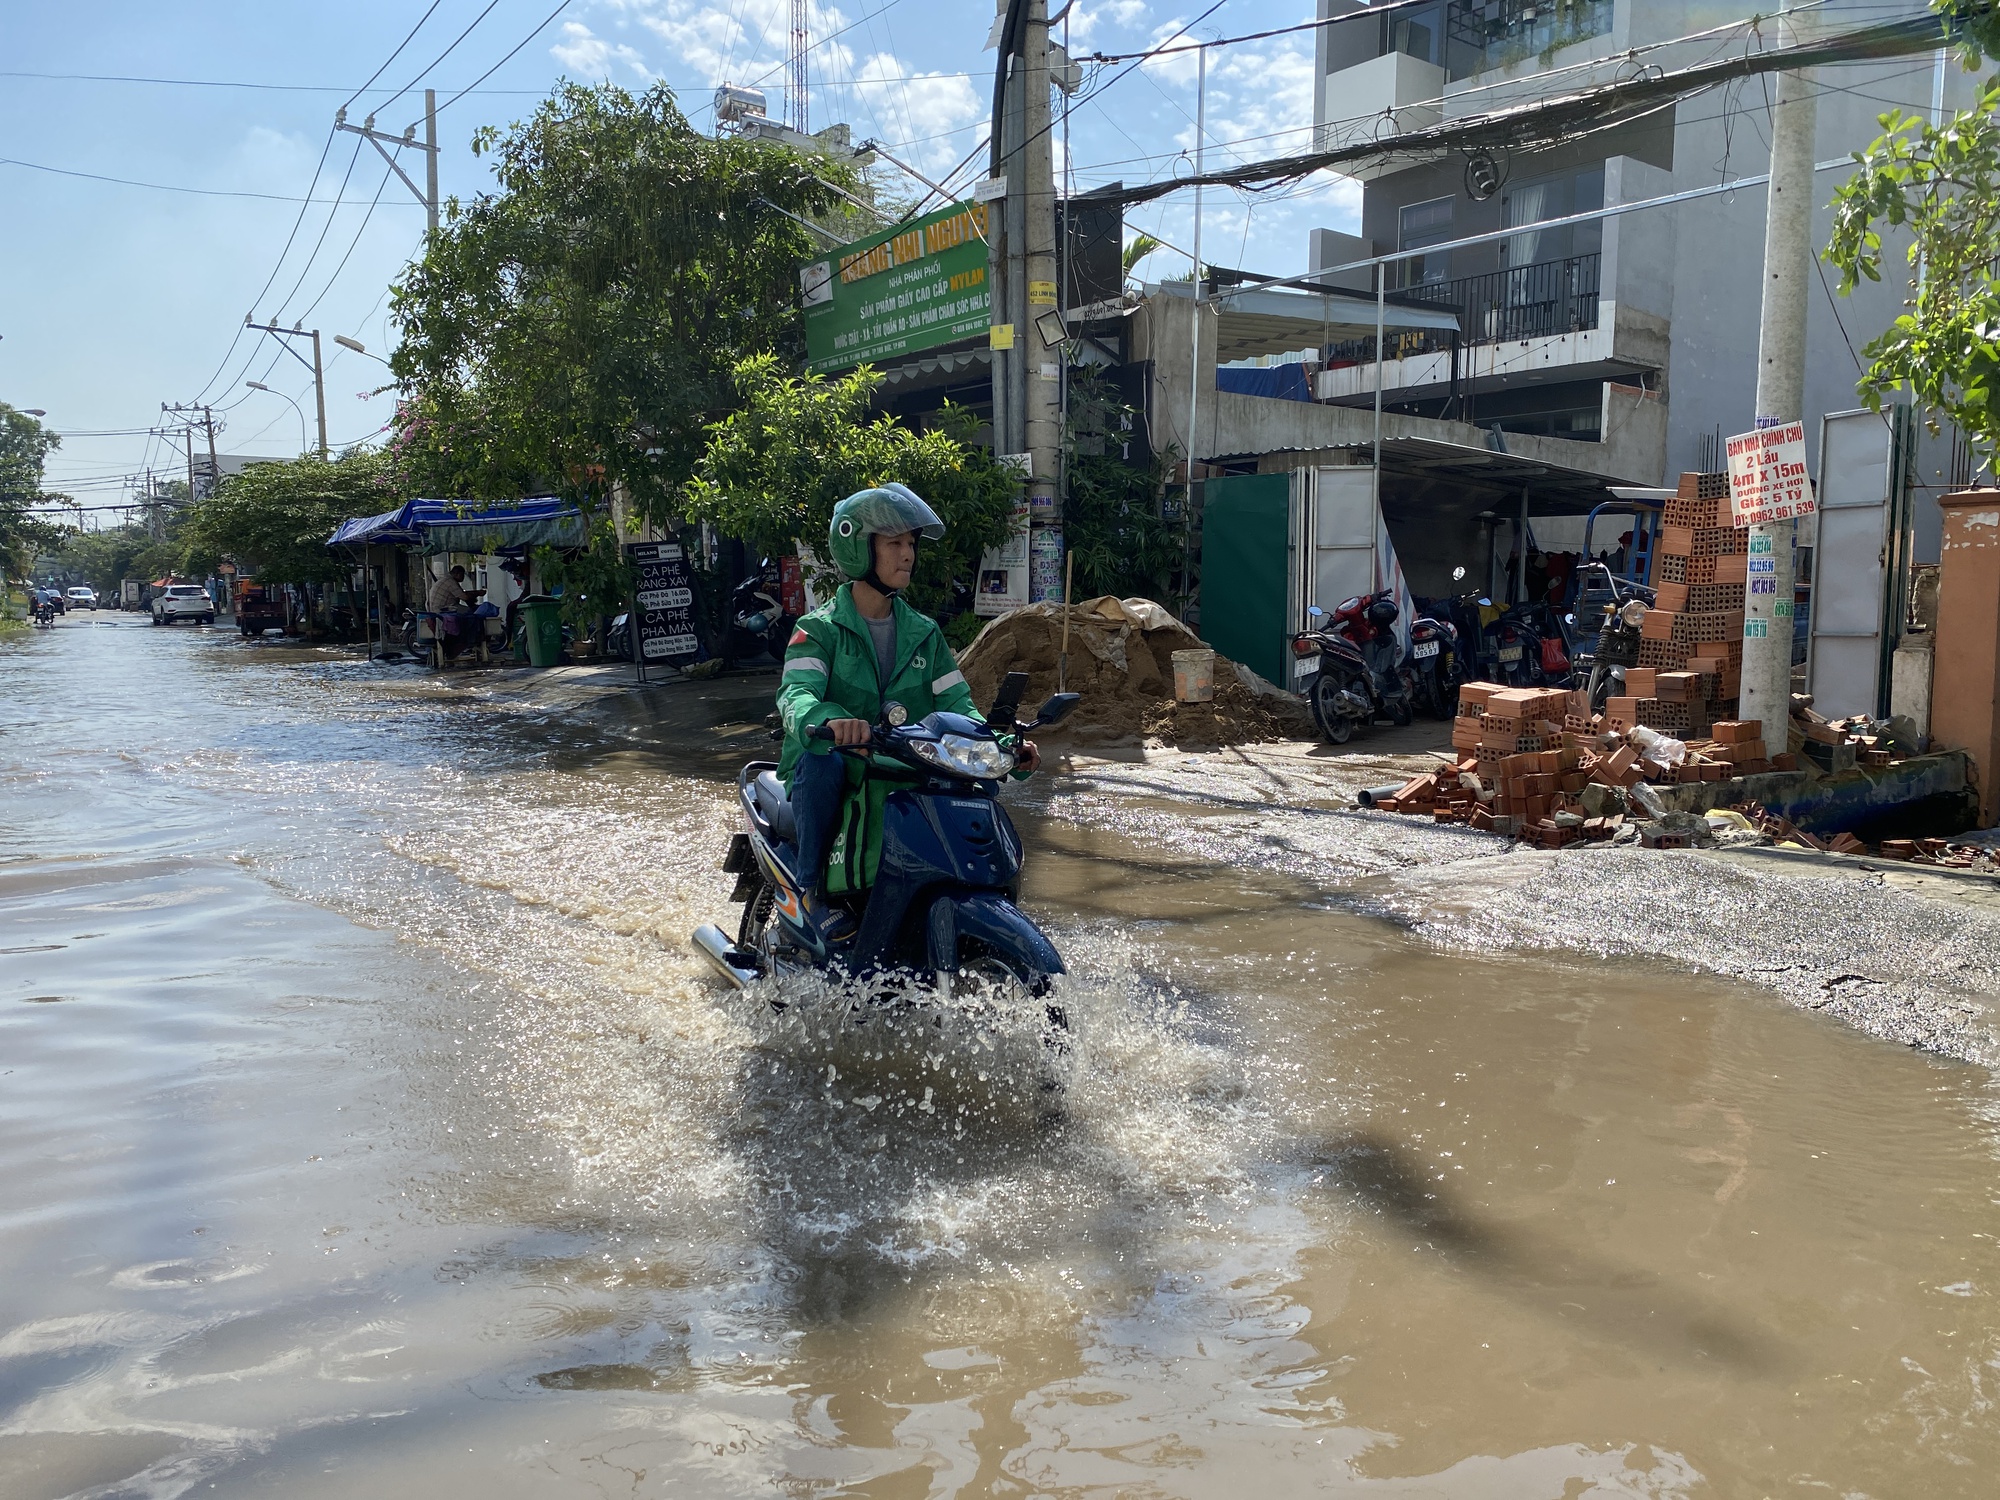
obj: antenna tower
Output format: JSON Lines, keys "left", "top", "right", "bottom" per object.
{"left": 788, "top": 0, "right": 809, "bottom": 134}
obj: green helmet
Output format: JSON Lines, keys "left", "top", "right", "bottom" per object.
{"left": 827, "top": 483, "right": 945, "bottom": 583}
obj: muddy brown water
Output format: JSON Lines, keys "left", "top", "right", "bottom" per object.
{"left": 4, "top": 615, "right": 1998, "bottom": 1498}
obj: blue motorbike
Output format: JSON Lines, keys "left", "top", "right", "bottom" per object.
{"left": 693, "top": 672, "right": 1078, "bottom": 1026}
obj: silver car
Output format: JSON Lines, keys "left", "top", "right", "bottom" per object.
{"left": 65, "top": 586, "right": 97, "bottom": 611}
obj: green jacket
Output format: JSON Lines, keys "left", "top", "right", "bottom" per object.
{"left": 777, "top": 585, "right": 985, "bottom": 894}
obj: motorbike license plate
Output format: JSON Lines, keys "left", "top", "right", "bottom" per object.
{"left": 1412, "top": 640, "right": 1439, "bottom": 659}
{"left": 1498, "top": 645, "right": 1523, "bottom": 663}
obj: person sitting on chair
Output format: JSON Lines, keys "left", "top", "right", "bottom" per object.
{"left": 424, "top": 565, "right": 482, "bottom": 657}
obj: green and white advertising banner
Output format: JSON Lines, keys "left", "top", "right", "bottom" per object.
{"left": 801, "top": 200, "right": 992, "bottom": 374}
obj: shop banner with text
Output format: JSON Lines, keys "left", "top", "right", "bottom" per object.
{"left": 801, "top": 200, "right": 992, "bottom": 374}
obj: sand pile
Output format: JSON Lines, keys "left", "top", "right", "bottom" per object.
{"left": 958, "top": 595, "right": 1313, "bottom": 747}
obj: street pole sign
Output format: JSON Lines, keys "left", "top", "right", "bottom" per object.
{"left": 1725, "top": 419, "right": 1817, "bottom": 528}
{"left": 801, "top": 200, "right": 993, "bottom": 374}
{"left": 626, "top": 541, "right": 701, "bottom": 673}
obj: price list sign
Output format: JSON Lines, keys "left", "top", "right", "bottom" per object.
{"left": 627, "top": 541, "right": 701, "bottom": 668}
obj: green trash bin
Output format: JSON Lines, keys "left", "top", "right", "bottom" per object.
{"left": 520, "top": 595, "right": 564, "bottom": 668}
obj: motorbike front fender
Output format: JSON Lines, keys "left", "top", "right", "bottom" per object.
{"left": 926, "top": 892, "right": 1064, "bottom": 979}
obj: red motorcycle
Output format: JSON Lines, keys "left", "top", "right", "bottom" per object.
{"left": 1290, "top": 590, "right": 1414, "bottom": 744}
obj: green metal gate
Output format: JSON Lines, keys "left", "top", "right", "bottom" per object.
{"left": 1198, "top": 473, "right": 1293, "bottom": 685}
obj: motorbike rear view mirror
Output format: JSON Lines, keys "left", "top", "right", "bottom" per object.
{"left": 1452, "top": 566, "right": 1467, "bottom": 582}
{"left": 1564, "top": 613, "right": 1577, "bottom": 625}
{"left": 1032, "top": 692, "right": 1081, "bottom": 728}
{"left": 1307, "top": 605, "right": 1326, "bottom": 619}
{"left": 1478, "top": 597, "right": 1492, "bottom": 607}
{"left": 989, "top": 670, "right": 1029, "bottom": 726}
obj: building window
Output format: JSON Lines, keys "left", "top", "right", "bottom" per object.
{"left": 1443, "top": 0, "right": 1615, "bottom": 80}
{"left": 1399, "top": 196, "right": 1455, "bottom": 286}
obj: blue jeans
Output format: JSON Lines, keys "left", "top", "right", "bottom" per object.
{"left": 787, "top": 748, "right": 848, "bottom": 895}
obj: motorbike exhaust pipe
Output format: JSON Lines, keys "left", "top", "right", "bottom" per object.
{"left": 1357, "top": 784, "right": 1406, "bottom": 808}
{"left": 692, "top": 924, "right": 762, "bottom": 989}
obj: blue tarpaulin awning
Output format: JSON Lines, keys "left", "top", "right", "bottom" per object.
{"left": 327, "top": 496, "right": 583, "bottom": 551}
{"left": 1216, "top": 363, "right": 1314, "bottom": 402}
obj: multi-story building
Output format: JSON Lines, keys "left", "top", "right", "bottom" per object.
{"left": 1311, "top": 0, "right": 1967, "bottom": 500}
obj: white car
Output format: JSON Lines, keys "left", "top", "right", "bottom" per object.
{"left": 65, "top": 586, "right": 97, "bottom": 611}
{"left": 151, "top": 585, "right": 215, "bottom": 626}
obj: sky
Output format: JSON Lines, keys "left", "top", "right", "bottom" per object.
{"left": 0, "top": 0, "right": 1357, "bottom": 519}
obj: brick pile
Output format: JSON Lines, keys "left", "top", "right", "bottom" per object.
{"left": 1641, "top": 471, "right": 1744, "bottom": 713}
{"left": 1371, "top": 681, "right": 1798, "bottom": 848}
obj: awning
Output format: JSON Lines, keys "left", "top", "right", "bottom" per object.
{"left": 327, "top": 496, "right": 583, "bottom": 551}
{"left": 1351, "top": 436, "right": 1637, "bottom": 519}
{"left": 1150, "top": 279, "right": 1460, "bottom": 362}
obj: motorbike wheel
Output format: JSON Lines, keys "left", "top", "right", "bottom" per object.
{"left": 1389, "top": 695, "right": 1414, "bottom": 728}
{"left": 1308, "top": 673, "right": 1356, "bottom": 744}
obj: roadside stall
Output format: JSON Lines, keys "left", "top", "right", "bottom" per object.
{"left": 327, "top": 497, "right": 585, "bottom": 666}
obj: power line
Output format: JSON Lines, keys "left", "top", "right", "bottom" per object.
{"left": 438, "top": 0, "right": 574, "bottom": 115}
{"left": 0, "top": 68, "right": 544, "bottom": 94}
{"left": 272, "top": 136, "right": 367, "bottom": 321}
{"left": 376, "top": 0, "right": 507, "bottom": 121}
{"left": 341, "top": 0, "right": 449, "bottom": 112}
{"left": 0, "top": 153, "right": 419, "bottom": 205}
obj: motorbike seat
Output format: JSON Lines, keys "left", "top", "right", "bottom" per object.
{"left": 751, "top": 770, "right": 798, "bottom": 843}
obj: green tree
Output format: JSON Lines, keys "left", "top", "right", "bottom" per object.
{"left": 180, "top": 449, "right": 400, "bottom": 585}
{"left": 1061, "top": 370, "right": 1184, "bottom": 603}
{"left": 1, "top": 403, "right": 68, "bottom": 580}
{"left": 50, "top": 524, "right": 152, "bottom": 597}
{"left": 685, "top": 355, "right": 1019, "bottom": 613}
{"left": 1825, "top": 5, "right": 2000, "bottom": 458}
{"left": 390, "top": 82, "right": 860, "bottom": 521}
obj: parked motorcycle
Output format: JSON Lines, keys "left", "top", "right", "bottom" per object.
{"left": 1568, "top": 561, "right": 1656, "bottom": 713}
{"left": 723, "top": 558, "right": 794, "bottom": 666}
{"left": 1406, "top": 604, "right": 1460, "bottom": 720}
{"left": 693, "top": 670, "right": 1080, "bottom": 1043}
{"left": 1291, "top": 589, "right": 1414, "bottom": 744}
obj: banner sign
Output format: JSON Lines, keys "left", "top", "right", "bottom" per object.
{"left": 1725, "top": 420, "right": 1817, "bottom": 528}
{"left": 974, "top": 501, "right": 1031, "bottom": 617}
{"left": 802, "top": 199, "right": 992, "bottom": 374}
{"left": 626, "top": 541, "right": 701, "bottom": 666}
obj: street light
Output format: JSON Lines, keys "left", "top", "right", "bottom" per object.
{"left": 22, "top": 408, "right": 46, "bottom": 416}
{"left": 333, "top": 334, "right": 391, "bottom": 367}
{"left": 246, "top": 381, "right": 310, "bottom": 456}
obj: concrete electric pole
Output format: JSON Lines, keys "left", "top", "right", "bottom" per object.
{"left": 245, "top": 320, "right": 329, "bottom": 458}
{"left": 335, "top": 90, "right": 440, "bottom": 234}
{"left": 989, "top": 0, "right": 1064, "bottom": 597}
{"left": 1740, "top": 56, "right": 1818, "bottom": 744}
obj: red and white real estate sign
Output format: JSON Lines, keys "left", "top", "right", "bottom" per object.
{"left": 1724, "top": 420, "right": 1817, "bottom": 528}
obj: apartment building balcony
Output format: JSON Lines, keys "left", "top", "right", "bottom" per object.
{"left": 1313, "top": 251, "right": 1662, "bottom": 408}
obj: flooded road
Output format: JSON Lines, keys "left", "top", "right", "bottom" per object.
{"left": 5, "top": 613, "right": 1999, "bottom": 1498}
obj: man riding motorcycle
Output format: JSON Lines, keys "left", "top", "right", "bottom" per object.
{"left": 776, "top": 484, "right": 1040, "bottom": 941}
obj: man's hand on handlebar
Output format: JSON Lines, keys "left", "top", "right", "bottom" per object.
{"left": 824, "top": 718, "right": 872, "bottom": 747}
{"left": 1016, "top": 738, "right": 1041, "bottom": 773}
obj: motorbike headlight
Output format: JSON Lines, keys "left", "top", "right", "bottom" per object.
{"left": 912, "top": 732, "right": 1016, "bottom": 779}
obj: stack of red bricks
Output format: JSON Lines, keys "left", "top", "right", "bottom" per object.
{"left": 1642, "top": 472, "right": 1744, "bottom": 713}
{"left": 1370, "top": 684, "right": 1795, "bottom": 844}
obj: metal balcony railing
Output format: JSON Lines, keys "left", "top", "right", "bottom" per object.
{"left": 1325, "top": 252, "right": 1600, "bottom": 367}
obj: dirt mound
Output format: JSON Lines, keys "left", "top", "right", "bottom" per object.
{"left": 958, "top": 595, "right": 1313, "bottom": 748}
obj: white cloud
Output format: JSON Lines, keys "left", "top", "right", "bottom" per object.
{"left": 551, "top": 21, "right": 653, "bottom": 81}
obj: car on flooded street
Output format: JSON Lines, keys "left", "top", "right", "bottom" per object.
{"left": 151, "top": 584, "right": 214, "bottom": 626}
{"left": 66, "top": 586, "right": 97, "bottom": 610}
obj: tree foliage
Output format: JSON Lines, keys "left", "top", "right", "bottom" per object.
{"left": 1824, "top": 5, "right": 2000, "bottom": 458}
{"left": 1, "top": 404, "right": 68, "bottom": 578}
{"left": 389, "top": 82, "right": 859, "bottom": 520}
{"left": 180, "top": 449, "right": 400, "bottom": 585}
{"left": 685, "top": 356, "right": 1020, "bottom": 612}
{"left": 1061, "top": 371, "right": 1184, "bottom": 603}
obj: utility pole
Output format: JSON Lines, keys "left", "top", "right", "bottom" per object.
{"left": 244, "top": 321, "right": 329, "bottom": 458}
{"left": 335, "top": 94, "right": 439, "bottom": 233}
{"left": 989, "top": 0, "right": 1063, "bottom": 597}
{"left": 1740, "top": 50, "right": 1818, "bottom": 744}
